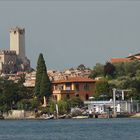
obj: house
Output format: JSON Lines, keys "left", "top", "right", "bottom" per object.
{"left": 111, "top": 58, "right": 131, "bottom": 63}
{"left": 111, "top": 53, "right": 140, "bottom": 63}
{"left": 52, "top": 77, "right": 96, "bottom": 101}
{"left": 127, "top": 53, "right": 140, "bottom": 60}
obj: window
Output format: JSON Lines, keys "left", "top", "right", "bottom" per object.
{"left": 84, "top": 83, "right": 89, "bottom": 91}
{"left": 66, "top": 83, "right": 71, "bottom": 90}
{"left": 75, "top": 83, "right": 79, "bottom": 91}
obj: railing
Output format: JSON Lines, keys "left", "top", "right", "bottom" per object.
{"left": 61, "top": 90, "right": 75, "bottom": 94}
{"left": 53, "top": 89, "right": 75, "bottom": 94}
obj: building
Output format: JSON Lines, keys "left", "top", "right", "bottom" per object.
{"left": 23, "top": 71, "right": 36, "bottom": 87}
{"left": 85, "top": 89, "right": 140, "bottom": 114}
{"left": 10, "top": 27, "right": 25, "bottom": 60}
{"left": 84, "top": 100, "right": 140, "bottom": 114}
{"left": 52, "top": 77, "right": 96, "bottom": 101}
{"left": 23, "top": 71, "right": 95, "bottom": 101}
{"left": 0, "top": 50, "right": 17, "bottom": 73}
{"left": 111, "top": 58, "right": 131, "bottom": 63}
{"left": 127, "top": 53, "right": 140, "bottom": 60}
{"left": 23, "top": 73, "right": 96, "bottom": 102}
{"left": 10, "top": 27, "right": 30, "bottom": 71}
{"left": 0, "top": 27, "right": 30, "bottom": 74}
{"left": 111, "top": 53, "right": 140, "bottom": 63}
{"left": 24, "top": 68, "right": 92, "bottom": 88}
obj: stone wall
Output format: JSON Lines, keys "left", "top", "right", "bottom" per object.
{"left": 3, "top": 110, "right": 35, "bottom": 119}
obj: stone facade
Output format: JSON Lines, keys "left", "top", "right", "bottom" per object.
{"left": 0, "top": 27, "right": 30, "bottom": 74}
{"left": 10, "top": 27, "right": 25, "bottom": 59}
{"left": 0, "top": 50, "right": 17, "bottom": 73}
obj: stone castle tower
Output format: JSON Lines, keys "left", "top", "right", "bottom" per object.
{"left": 0, "top": 27, "right": 31, "bottom": 74}
{"left": 10, "top": 27, "right": 25, "bottom": 60}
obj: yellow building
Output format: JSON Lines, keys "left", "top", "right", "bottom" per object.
{"left": 52, "top": 77, "right": 96, "bottom": 101}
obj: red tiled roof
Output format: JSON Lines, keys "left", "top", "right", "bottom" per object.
{"left": 52, "top": 77, "right": 96, "bottom": 84}
{"left": 111, "top": 58, "right": 131, "bottom": 63}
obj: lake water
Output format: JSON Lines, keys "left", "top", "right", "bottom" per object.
{"left": 0, "top": 118, "right": 140, "bottom": 140}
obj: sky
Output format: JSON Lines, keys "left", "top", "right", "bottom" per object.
{"left": 0, "top": 0, "right": 140, "bottom": 70}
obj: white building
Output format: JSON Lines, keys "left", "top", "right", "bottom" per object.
{"left": 84, "top": 100, "right": 140, "bottom": 114}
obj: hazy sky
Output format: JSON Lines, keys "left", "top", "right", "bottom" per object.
{"left": 0, "top": 0, "right": 140, "bottom": 70}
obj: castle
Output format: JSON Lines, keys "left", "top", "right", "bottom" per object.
{"left": 0, "top": 27, "right": 30, "bottom": 74}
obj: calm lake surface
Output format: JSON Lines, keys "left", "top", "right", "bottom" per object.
{"left": 0, "top": 118, "right": 140, "bottom": 140}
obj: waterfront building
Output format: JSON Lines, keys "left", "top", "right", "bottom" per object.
{"left": 23, "top": 70, "right": 95, "bottom": 101}
{"left": 23, "top": 72, "right": 96, "bottom": 101}
{"left": 84, "top": 100, "right": 140, "bottom": 114}
{"left": 52, "top": 77, "right": 96, "bottom": 101}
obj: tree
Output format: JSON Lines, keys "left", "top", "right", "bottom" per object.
{"left": 113, "top": 62, "right": 125, "bottom": 77}
{"left": 94, "top": 79, "right": 110, "bottom": 100}
{"left": 40, "top": 71, "right": 51, "bottom": 100}
{"left": 104, "top": 62, "right": 116, "bottom": 77}
{"left": 77, "top": 64, "right": 86, "bottom": 71}
{"left": 113, "top": 61, "right": 140, "bottom": 78}
{"left": 57, "top": 100, "right": 69, "bottom": 114}
{"left": 68, "top": 97, "right": 84, "bottom": 108}
{"left": 35, "top": 53, "right": 47, "bottom": 97}
{"left": 123, "top": 78, "right": 140, "bottom": 100}
{"left": 89, "top": 63, "right": 104, "bottom": 78}
{"left": 35, "top": 53, "right": 52, "bottom": 103}
{"left": 0, "top": 78, "right": 33, "bottom": 112}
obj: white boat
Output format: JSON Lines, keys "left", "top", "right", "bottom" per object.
{"left": 72, "top": 115, "right": 89, "bottom": 119}
{"left": 41, "top": 114, "right": 54, "bottom": 120}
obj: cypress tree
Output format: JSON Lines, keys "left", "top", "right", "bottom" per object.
{"left": 40, "top": 71, "right": 51, "bottom": 100}
{"left": 35, "top": 53, "right": 51, "bottom": 101}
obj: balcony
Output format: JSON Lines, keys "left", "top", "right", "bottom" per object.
{"left": 53, "top": 89, "right": 75, "bottom": 94}
{"left": 61, "top": 90, "right": 75, "bottom": 94}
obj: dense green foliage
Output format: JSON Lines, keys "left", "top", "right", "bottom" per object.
{"left": 94, "top": 79, "right": 111, "bottom": 100}
{"left": 57, "top": 100, "right": 69, "bottom": 114}
{"left": 89, "top": 61, "right": 140, "bottom": 101}
{"left": 89, "top": 63, "right": 104, "bottom": 78}
{"left": 42, "top": 97, "right": 84, "bottom": 115}
{"left": 35, "top": 53, "right": 51, "bottom": 103}
{"left": 77, "top": 64, "right": 87, "bottom": 71}
{"left": 40, "top": 71, "right": 51, "bottom": 99}
{"left": 0, "top": 78, "right": 33, "bottom": 112}
{"left": 68, "top": 97, "right": 84, "bottom": 108}
{"left": 35, "top": 53, "right": 47, "bottom": 97}
{"left": 104, "top": 62, "right": 116, "bottom": 77}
